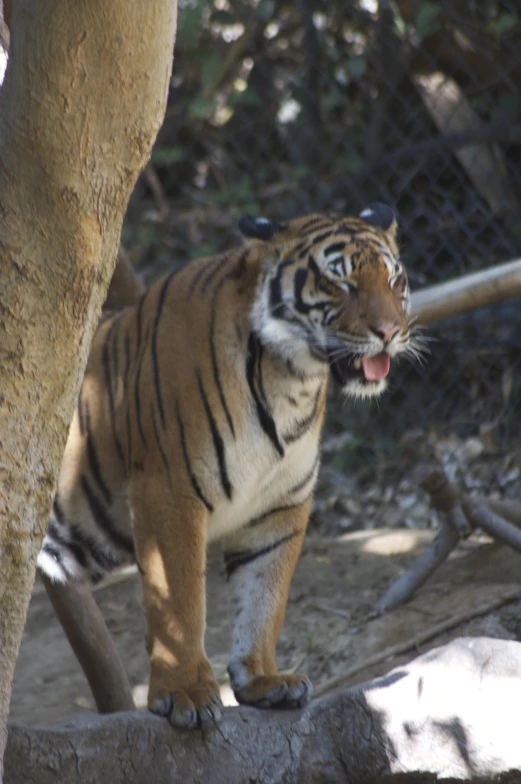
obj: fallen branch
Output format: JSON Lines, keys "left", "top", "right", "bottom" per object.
{"left": 462, "top": 498, "right": 521, "bottom": 553}
{"left": 377, "top": 470, "right": 521, "bottom": 613}
{"left": 375, "top": 521, "right": 460, "bottom": 614}
{"left": 473, "top": 496, "right": 521, "bottom": 531}
{"left": 6, "top": 637, "right": 521, "bottom": 783}
{"left": 376, "top": 470, "right": 470, "bottom": 612}
{"left": 315, "top": 588, "right": 521, "bottom": 698}
{"left": 41, "top": 575, "right": 135, "bottom": 715}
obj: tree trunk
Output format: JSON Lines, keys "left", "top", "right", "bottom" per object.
{"left": 0, "top": 1, "right": 176, "bottom": 777}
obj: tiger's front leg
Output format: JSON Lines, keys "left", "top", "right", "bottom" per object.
{"left": 130, "top": 474, "right": 222, "bottom": 729}
{"left": 224, "top": 501, "right": 312, "bottom": 709}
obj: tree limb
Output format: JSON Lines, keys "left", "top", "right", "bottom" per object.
{"left": 461, "top": 498, "right": 521, "bottom": 554}
{"left": 41, "top": 575, "right": 135, "bottom": 714}
{"left": 315, "top": 589, "right": 521, "bottom": 698}
{"left": 375, "top": 521, "right": 460, "bottom": 614}
{"left": 411, "top": 257, "right": 521, "bottom": 326}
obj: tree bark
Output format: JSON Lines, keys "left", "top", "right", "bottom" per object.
{"left": 0, "top": 1, "right": 176, "bottom": 777}
{"left": 5, "top": 638, "right": 521, "bottom": 783}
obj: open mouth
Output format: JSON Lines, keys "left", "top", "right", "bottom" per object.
{"left": 328, "top": 351, "right": 390, "bottom": 386}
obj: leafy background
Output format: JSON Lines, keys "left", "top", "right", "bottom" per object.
{"left": 123, "top": 0, "right": 521, "bottom": 527}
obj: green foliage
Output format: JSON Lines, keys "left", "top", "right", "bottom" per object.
{"left": 188, "top": 96, "right": 216, "bottom": 120}
{"left": 177, "top": 0, "right": 209, "bottom": 47}
{"left": 151, "top": 147, "right": 186, "bottom": 166}
{"left": 128, "top": 0, "right": 521, "bottom": 291}
{"left": 487, "top": 11, "right": 519, "bottom": 38}
{"left": 414, "top": 2, "right": 441, "bottom": 40}
{"left": 254, "top": 0, "right": 276, "bottom": 22}
{"left": 208, "top": 176, "right": 260, "bottom": 216}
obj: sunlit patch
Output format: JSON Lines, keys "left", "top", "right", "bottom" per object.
{"left": 361, "top": 531, "right": 426, "bottom": 556}
{"left": 146, "top": 548, "right": 171, "bottom": 601}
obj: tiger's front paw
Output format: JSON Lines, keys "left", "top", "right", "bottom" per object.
{"left": 149, "top": 677, "right": 223, "bottom": 730}
{"left": 234, "top": 673, "right": 312, "bottom": 710}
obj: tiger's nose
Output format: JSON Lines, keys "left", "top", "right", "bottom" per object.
{"left": 371, "top": 324, "right": 400, "bottom": 344}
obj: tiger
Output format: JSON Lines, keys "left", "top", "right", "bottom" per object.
{"left": 37, "top": 202, "right": 413, "bottom": 729}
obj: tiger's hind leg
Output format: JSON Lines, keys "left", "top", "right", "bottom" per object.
{"left": 130, "top": 473, "right": 222, "bottom": 729}
{"left": 224, "top": 501, "right": 312, "bottom": 710}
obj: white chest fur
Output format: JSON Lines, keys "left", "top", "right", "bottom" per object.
{"left": 207, "top": 373, "right": 325, "bottom": 541}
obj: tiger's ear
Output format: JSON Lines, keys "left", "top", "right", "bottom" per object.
{"left": 238, "top": 215, "right": 282, "bottom": 242}
{"left": 358, "top": 203, "right": 397, "bottom": 239}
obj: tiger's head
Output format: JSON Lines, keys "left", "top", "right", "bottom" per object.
{"left": 242, "top": 203, "right": 412, "bottom": 399}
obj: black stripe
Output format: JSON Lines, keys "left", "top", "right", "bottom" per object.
{"left": 49, "top": 510, "right": 121, "bottom": 574}
{"left": 81, "top": 475, "right": 134, "bottom": 555}
{"left": 288, "top": 454, "right": 320, "bottom": 495}
{"left": 299, "top": 217, "right": 329, "bottom": 233}
{"left": 188, "top": 256, "right": 220, "bottom": 296}
{"left": 298, "top": 245, "right": 313, "bottom": 259}
{"left": 294, "top": 266, "right": 329, "bottom": 316}
{"left": 324, "top": 241, "right": 347, "bottom": 257}
{"left": 283, "top": 386, "right": 323, "bottom": 445}
{"left": 292, "top": 239, "right": 310, "bottom": 257}
{"left": 200, "top": 253, "right": 232, "bottom": 295}
{"left": 209, "top": 299, "right": 235, "bottom": 438}
{"left": 85, "top": 402, "right": 112, "bottom": 505}
{"left": 307, "top": 230, "right": 332, "bottom": 245}
{"left": 52, "top": 497, "right": 66, "bottom": 526}
{"left": 224, "top": 530, "right": 301, "bottom": 579}
{"left": 247, "top": 501, "right": 306, "bottom": 528}
{"left": 294, "top": 269, "right": 313, "bottom": 314}
{"left": 125, "top": 407, "right": 133, "bottom": 472}
{"left": 246, "top": 333, "right": 284, "bottom": 457}
{"left": 151, "top": 272, "right": 175, "bottom": 430}
{"left": 135, "top": 294, "right": 145, "bottom": 354}
{"left": 111, "top": 319, "right": 120, "bottom": 383}
{"left": 197, "top": 371, "right": 233, "bottom": 499}
{"left": 70, "top": 524, "right": 121, "bottom": 572}
{"left": 123, "top": 332, "right": 131, "bottom": 390}
{"left": 269, "top": 257, "right": 296, "bottom": 320}
{"left": 285, "top": 358, "right": 307, "bottom": 381}
{"left": 150, "top": 402, "right": 171, "bottom": 476}
{"left": 47, "top": 519, "right": 88, "bottom": 570}
{"left": 134, "top": 331, "right": 148, "bottom": 446}
{"left": 229, "top": 248, "right": 248, "bottom": 280}
{"left": 101, "top": 316, "right": 125, "bottom": 466}
{"left": 176, "top": 403, "right": 214, "bottom": 512}
{"left": 308, "top": 255, "right": 323, "bottom": 288}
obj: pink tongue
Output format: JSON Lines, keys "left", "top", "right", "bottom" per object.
{"left": 361, "top": 353, "right": 390, "bottom": 381}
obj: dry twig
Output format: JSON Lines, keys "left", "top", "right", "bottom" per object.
{"left": 315, "top": 587, "right": 521, "bottom": 697}
{"left": 377, "top": 469, "right": 521, "bottom": 613}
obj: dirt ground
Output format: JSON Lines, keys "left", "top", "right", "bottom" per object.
{"left": 10, "top": 525, "right": 521, "bottom": 728}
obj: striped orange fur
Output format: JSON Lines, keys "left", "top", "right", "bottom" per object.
{"left": 38, "top": 203, "right": 413, "bottom": 728}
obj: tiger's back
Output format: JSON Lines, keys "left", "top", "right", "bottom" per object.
{"left": 38, "top": 203, "right": 414, "bottom": 729}
{"left": 43, "top": 244, "right": 327, "bottom": 581}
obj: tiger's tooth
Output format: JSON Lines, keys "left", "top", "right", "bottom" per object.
{"left": 354, "top": 359, "right": 361, "bottom": 369}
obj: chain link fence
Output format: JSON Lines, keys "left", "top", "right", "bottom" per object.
{"left": 124, "top": 0, "right": 521, "bottom": 521}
